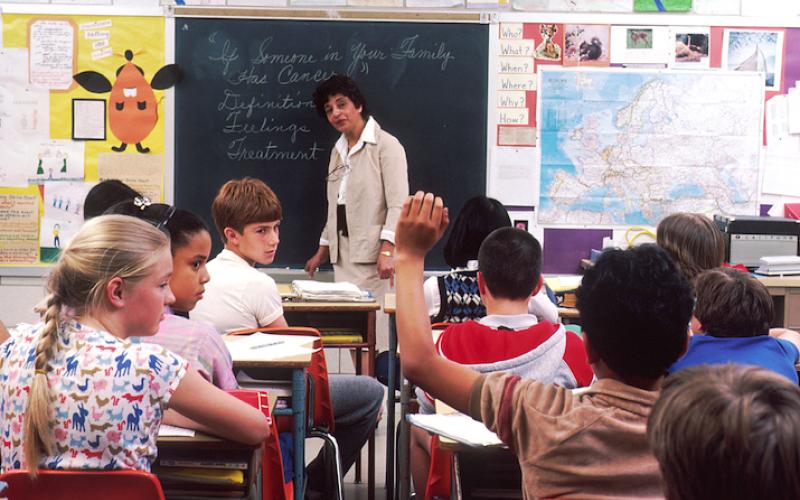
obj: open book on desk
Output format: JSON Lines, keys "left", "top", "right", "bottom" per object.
{"left": 407, "top": 413, "right": 504, "bottom": 448}
{"left": 223, "top": 332, "right": 317, "bottom": 363}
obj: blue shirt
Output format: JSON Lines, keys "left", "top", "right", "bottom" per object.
{"left": 669, "top": 335, "right": 800, "bottom": 383}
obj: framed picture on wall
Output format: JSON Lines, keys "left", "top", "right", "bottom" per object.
{"left": 71, "top": 98, "right": 106, "bottom": 141}
{"left": 722, "top": 29, "right": 784, "bottom": 91}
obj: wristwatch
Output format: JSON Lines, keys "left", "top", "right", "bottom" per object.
{"left": 380, "top": 250, "right": 393, "bottom": 257}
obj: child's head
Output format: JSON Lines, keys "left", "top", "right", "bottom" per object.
{"left": 84, "top": 179, "right": 141, "bottom": 220}
{"left": 477, "top": 227, "right": 542, "bottom": 301}
{"left": 443, "top": 196, "right": 511, "bottom": 268}
{"left": 313, "top": 74, "right": 370, "bottom": 120}
{"left": 648, "top": 364, "right": 800, "bottom": 500}
{"left": 576, "top": 244, "right": 693, "bottom": 381}
{"left": 693, "top": 268, "right": 773, "bottom": 337}
{"left": 27, "top": 215, "right": 171, "bottom": 468}
{"left": 106, "top": 201, "right": 212, "bottom": 313}
{"left": 212, "top": 177, "right": 282, "bottom": 266}
{"left": 656, "top": 212, "right": 725, "bottom": 283}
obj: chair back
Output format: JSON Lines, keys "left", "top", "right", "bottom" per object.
{"left": 227, "top": 326, "right": 335, "bottom": 432}
{"left": 226, "top": 389, "right": 291, "bottom": 500}
{"left": 0, "top": 470, "right": 164, "bottom": 500}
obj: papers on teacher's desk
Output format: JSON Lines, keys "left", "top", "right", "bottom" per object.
{"left": 407, "top": 413, "right": 504, "bottom": 448}
{"left": 223, "top": 333, "right": 318, "bottom": 363}
{"left": 291, "top": 280, "right": 373, "bottom": 301}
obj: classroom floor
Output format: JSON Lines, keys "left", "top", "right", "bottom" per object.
{"left": 306, "top": 349, "right": 401, "bottom": 500}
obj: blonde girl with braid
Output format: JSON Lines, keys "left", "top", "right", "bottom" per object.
{"left": 0, "top": 215, "right": 268, "bottom": 474}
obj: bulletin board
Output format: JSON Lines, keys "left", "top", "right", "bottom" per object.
{"left": 0, "top": 12, "right": 168, "bottom": 267}
{"left": 485, "top": 13, "right": 800, "bottom": 273}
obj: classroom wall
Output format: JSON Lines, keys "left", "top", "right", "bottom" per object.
{"left": 1, "top": 0, "right": 800, "bottom": 327}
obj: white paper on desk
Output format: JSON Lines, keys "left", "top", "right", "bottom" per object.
{"left": 408, "top": 413, "right": 503, "bottom": 447}
{"left": 158, "top": 425, "right": 196, "bottom": 437}
{"left": 224, "top": 333, "right": 317, "bottom": 363}
{"left": 292, "top": 279, "right": 368, "bottom": 301}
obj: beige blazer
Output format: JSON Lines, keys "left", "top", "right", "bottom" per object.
{"left": 321, "top": 121, "right": 409, "bottom": 264}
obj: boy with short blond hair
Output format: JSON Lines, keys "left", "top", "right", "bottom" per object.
{"left": 191, "top": 177, "right": 288, "bottom": 332}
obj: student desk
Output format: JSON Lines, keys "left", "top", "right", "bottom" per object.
{"left": 224, "top": 338, "right": 311, "bottom": 500}
{"left": 155, "top": 431, "right": 262, "bottom": 499}
{"left": 436, "top": 438, "right": 521, "bottom": 500}
{"left": 277, "top": 284, "right": 380, "bottom": 498}
{"left": 278, "top": 284, "right": 380, "bottom": 376}
{"left": 758, "top": 276, "right": 800, "bottom": 330}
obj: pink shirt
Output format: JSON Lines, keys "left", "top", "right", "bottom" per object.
{"left": 142, "top": 312, "right": 237, "bottom": 391}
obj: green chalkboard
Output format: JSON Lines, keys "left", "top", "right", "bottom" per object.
{"left": 175, "top": 17, "right": 488, "bottom": 269}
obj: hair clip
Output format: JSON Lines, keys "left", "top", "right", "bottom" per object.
{"left": 133, "top": 196, "right": 152, "bottom": 211}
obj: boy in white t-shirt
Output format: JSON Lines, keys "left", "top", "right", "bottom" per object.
{"left": 191, "top": 177, "right": 287, "bottom": 332}
{"left": 191, "top": 177, "right": 384, "bottom": 498}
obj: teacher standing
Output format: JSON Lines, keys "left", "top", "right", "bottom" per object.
{"left": 305, "top": 75, "right": 409, "bottom": 351}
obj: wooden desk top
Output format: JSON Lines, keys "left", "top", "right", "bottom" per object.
{"left": 157, "top": 430, "right": 259, "bottom": 449}
{"left": 223, "top": 335, "right": 314, "bottom": 369}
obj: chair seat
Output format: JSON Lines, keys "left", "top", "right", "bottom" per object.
{"left": 0, "top": 469, "right": 165, "bottom": 500}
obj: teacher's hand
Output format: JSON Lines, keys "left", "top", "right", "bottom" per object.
{"left": 377, "top": 253, "right": 395, "bottom": 284}
{"left": 305, "top": 246, "right": 330, "bottom": 278}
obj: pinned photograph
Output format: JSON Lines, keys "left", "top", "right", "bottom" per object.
{"left": 534, "top": 24, "right": 563, "bottom": 61}
{"left": 627, "top": 28, "right": 653, "bottom": 49}
{"left": 563, "top": 25, "right": 610, "bottom": 67}
{"left": 669, "top": 27, "right": 710, "bottom": 69}
{"left": 610, "top": 26, "right": 669, "bottom": 65}
{"left": 722, "top": 29, "right": 784, "bottom": 91}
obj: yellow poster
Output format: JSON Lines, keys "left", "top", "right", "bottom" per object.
{"left": 0, "top": 186, "right": 42, "bottom": 264}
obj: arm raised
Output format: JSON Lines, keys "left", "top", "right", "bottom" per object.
{"left": 394, "top": 192, "right": 479, "bottom": 414}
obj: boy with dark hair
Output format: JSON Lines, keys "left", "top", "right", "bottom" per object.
{"left": 191, "top": 177, "right": 287, "bottom": 332}
{"left": 648, "top": 364, "right": 800, "bottom": 500}
{"left": 669, "top": 267, "right": 800, "bottom": 382}
{"left": 411, "top": 227, "right": 592, "bottom": 492}
{"left": 395, "top": 192, "right": 694, "bottom": 499}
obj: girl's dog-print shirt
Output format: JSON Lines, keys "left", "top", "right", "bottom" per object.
{"left": 0, "top": 321, "right": 188, "bottom": 471}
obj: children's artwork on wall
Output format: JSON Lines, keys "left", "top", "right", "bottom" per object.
{"left": 610, "top": 25, "right": 669, "bottom": 65}
{"left": 40, "top": 181, "right": 92, "bottom": 261}
{"left": 533, "top": 24, "right": 562, "bottom": 61}
{"left": 722, "top": 29, "right": 784, "bottom": 91}
{"left": 73, "top": 50, "right": 181, "bottom": 153}
{"left": 634, "top": 0, "right": 692, "bottom": 12}
{"left": 0, "top": 187, "right": 40, "bottom": 265}
{"left": 28, "top": 19, "right": 77, "bottom": 90}
{"left": 563, "top": 25, "right": 610, "bottom": 67}
{"left": 27, "top": 139, "right": 85, "bottom": 184}
{"left": 0, "top": 48, "right": 52, "bottom": 187}
{"left": 669, "top": 26, "right": 710, "bottom": 69}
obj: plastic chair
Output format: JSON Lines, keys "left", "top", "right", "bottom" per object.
{"left": 227, "top": 389, "right": 292, "bottom": 500}
{"left": 0, "top": 470, "right": 164, "bottom": 500}
{"left": 228, "top": 326, "right": 344, "bottom": 500}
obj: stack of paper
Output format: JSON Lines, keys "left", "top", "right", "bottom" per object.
{"left": 223, "top": 333, "right": 317, "bottom": 363}
{"left": 292, "top": 280, "right": 370, "bottom": 301}
{"left": 755, "top": 256, "right": 800, "bottom": 276}
{"left": 407, "top": 413, "right": 503, "bottom": 447}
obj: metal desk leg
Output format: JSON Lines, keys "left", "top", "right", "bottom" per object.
{"left": 293, "top": 367, "right": 306, "bottom": 500}
{"left": 385, "top": 313, "right": 398, "bottom": 500}
{"left": 398, "top": 372, "right": 412, "bottom": 500}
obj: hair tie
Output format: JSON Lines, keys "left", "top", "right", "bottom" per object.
{"left": 133, "top": 196, "right": 152, "bottom": 211}
{"left": 35, "top": 369, "right": 48, "bottom": 375}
